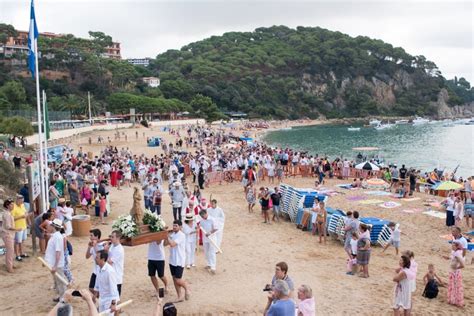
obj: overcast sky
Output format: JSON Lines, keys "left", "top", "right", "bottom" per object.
{"left": 1, "top": 0, "right": 473, "bottom": 82}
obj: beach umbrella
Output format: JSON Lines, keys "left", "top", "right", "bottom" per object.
{"left": 355, "top": 161, "right": 380, "bottom": 171}
{"left": 435, "top": 181, "right": 463, "bottom": 191}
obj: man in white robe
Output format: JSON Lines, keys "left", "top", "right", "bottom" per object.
{"left": 206, "top": 199, "right": 225, "bottom": 249}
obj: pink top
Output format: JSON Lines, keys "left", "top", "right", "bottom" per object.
{"left": 298, "top": 297, "right": 316, "bottom": 316}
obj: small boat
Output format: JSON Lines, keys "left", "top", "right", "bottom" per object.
{"left": 412, "top": 116, "right": 430, "bottom": 125}
{"left": 374, "top": 122, "right": 394, "bottom": 130}
{"left": 395, "top": 119, "right": 409, "bottom": 125}
{"left": 369, "top": 119, "right": 381, "bottom": 126}
{"left": 347, "top": 127, "right": 360, "bottom": 131}
{"left": 280, "top": 127, "right": 292, "bottom": 131}
{"left": 465, "top": 118, "right": 474, "bottom": 125}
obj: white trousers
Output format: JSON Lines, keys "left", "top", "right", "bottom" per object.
{"left": 203, "top": 242, "right": 216, "bottom": 270}
{"left": 185, "top": 241, "right": 196, "bottom": 265}
{"left": 99, "top": 298, "right": 120, "bottom": 316}
{"left": 215, "top": 229, "right": 224, "bottom": 249}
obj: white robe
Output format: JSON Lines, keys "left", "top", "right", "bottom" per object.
{"left": 207, "top": 206, "right": 225, "bottom": 248}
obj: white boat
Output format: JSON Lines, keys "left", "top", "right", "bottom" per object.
{"left": 465, "top": 118, "right": 474, "bottom": 125}
{"left": 347, "top": 126, "right": 360, "bottom": 131}
{"left": 395, "top": 119, "right": 409, "bottom": 125}
{"left": 369, "top": 119, "right": 381, "bottom": 126}
{"left": 374, "top": 122, "right": 394, "bottom": 130}
{"left": 280, "top": 127, "right": 292, "bottom": 131}
{"left": 412, "top": 116, "right": 430, "bottom": 125}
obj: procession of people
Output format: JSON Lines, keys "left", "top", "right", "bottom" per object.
{"left": 0, "top": 120, "right": 472, "bottom": 315}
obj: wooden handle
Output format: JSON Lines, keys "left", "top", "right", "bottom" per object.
{"left": 199, "top": 226, "right": 223, "bottom": 254}
{"left": 98, "top": 299, "right": 133, "bottom": 316}
{"left": 37, "top": 257, "right": 69, "bottom": 286}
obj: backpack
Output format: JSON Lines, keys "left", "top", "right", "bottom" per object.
{"left": 422, "top": 279, "right": 438, "bottom": 299}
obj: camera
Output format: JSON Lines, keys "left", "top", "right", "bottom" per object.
{"left": 263, "top": 284, "right": 272, "bottom": 292}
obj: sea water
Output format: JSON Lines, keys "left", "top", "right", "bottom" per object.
{"left": 263, "top": 123, "right": 474, "bottom": 178}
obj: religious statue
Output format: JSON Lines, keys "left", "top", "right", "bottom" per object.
{"left": 130, "top": 187, "right": 144, "bottom": 225}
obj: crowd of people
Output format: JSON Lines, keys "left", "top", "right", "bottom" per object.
{"left": 0, "top": 121, "right": 472, "bottom": 315}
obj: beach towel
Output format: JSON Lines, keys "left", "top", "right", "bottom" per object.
{"left": 346, "top": 195, "right": 367, "bottom": 201}
{"left": 379, "top": 201, "right": 401, "bottom": 209}
{"left": 336, "top": 184, "right": 355, "bottom": 190}
{"left": 423, "top": 210, "right": 445, "bottom": 219}
{"left": 364, "top": 191, "right": 392, "bottom": 196}
{"left": 439, "top": 234, "right": 453, "bottom": 241}
{"left": 401, "top": 208, "right": 424, "bottom": 214}
{"left": 390, "top": 196, "right": 421, "bottom": 202}
{"left": 359, "top": 199, "right": 384, "bottom": 205}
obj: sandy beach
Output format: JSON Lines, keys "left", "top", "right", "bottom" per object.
{"left": 0, "top": 122, "right": 472, "bottom": 316}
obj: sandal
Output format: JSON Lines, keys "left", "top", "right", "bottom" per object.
{"left": 15, "top": 256, "right": 23, "bottom": 262}
{"left": 21, "top": 253, "right": 29, "bottom": 258}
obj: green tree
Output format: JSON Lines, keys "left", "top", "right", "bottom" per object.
{"left": 190, "top": 94, "right": 225, "bottom": 121}
{"left": 0, "top": 81, "right": 27, "bottom": 110}
{"left": 0, "top": 116, "right": 34, "bottom": 136}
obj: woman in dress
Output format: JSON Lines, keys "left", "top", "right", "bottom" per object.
{"left": 447, "top": 241, "right": 465, "bottom": 307}
{"left": 48, "top": 180, "right": 60, "bottom": 211}
{"left": 246, "top": 183, "right": 256, "bottom": 213}
{"left": 392, "top": 255, "right": 412, "bottom": 316}
{"left": 315, "top": 201, "right": 327, "bottom": 244}
{"left": 68, "top": 179, "right": 80, "bottom": 209}
{"left": 453, "top": 196, "right": 464, "bottom": 227}
{"left": 357, "top": 223, "right": 371, "bottom": 278}
{"left": 124, "top": 165, "right": 132, "bottom": 187}
{"left": 109, "top": 165, "right": 118, "bottom": 187}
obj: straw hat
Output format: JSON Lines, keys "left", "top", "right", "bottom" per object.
{"left": 51, "top": 218, "right": 63, "bottom": 229}
{"left": 58, "top": 198, "right": 66, "bottom": 204}
{"left": 173, "top": 182, "right": 181, "bottom": 187}
{"left": 185, "top": 213, "right": 194, "bottom": 221}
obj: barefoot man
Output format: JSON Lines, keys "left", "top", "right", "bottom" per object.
{"left": 165, "top": 220, "right": 190, "bottom": 302}
{"left": 147, "top": 240, "right": 169, "bottom": 297}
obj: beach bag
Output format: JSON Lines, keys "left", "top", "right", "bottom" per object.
{"left": 81, "top": 198, "right": 88, "bottom": 206}
{"left": 422, "top": 280, "right": 438, "bottom": 299}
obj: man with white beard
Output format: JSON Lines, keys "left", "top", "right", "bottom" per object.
{"left": 206, "top": 199, "right": 225, "bottom": 249}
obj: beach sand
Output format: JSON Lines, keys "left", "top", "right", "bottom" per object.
{"left": 0, "top": 124, "right": 472, "bottom": 315}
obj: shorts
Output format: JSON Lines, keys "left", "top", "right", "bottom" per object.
{"left": 390, "top": 240, "right": 400, "bottom": 248}
{"left": 272, "top": 205, "right": 280, "bottom": 215}
{"left": 15, "top": 229, "right": 27, "bottom": 243}
{"left": 148, "top": 260, "right": 165, "bottom": 278}
{"left": 88, "top": 273, "right": 97, "bottom": 289}
{"left": 169, "top": 264, "right": 184, "bottom": 279}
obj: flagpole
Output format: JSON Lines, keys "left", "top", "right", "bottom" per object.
{"left": 88, "top": 91, "right": 92, "bottom": 126}
{"left": 42, "top": 90, "right": 49, "bottom": 205}
{"left": 35, "top": 40, "right": 47, "bottom": 212}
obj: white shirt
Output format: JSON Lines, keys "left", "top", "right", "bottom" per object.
{"left": 169, "top": 231, "right": 186, "bottom": 267}
{"left": 207, "top": 207, "right": 225, "bottom": 230}
{"left": 391, "top": 227, "right": 401, "bottom": 242}
{"left": 94, "top": 262, "right": 119, "bottom": 302}
{"left": 44, "top": 231, "right": 65, "bottom": 268}
{"left": 148, "top": 240, "right": 165, "bottom": 261}
{"left": 108, "top": 243, "right": 124, "bottom": 284}
{"left": 182, "top": 222, "right": 197, "bottom": 244}
{"left": 199, "top": 216, "right": 216, "bottom": 243}
{"left": 350, "top": 238, "right": 358, "bottom": 255}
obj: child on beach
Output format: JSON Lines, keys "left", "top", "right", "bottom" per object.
{"left": 99, "top": 194, "right": 107, "bottom": 225}
{"left": 346, "top": 232, "right": 358, "bottom": 275}
{"left": 383, "top": 222, "right": 401, "bottom": 255}
{"left": 422, "top": 264, "right": 443, "bottom": 299}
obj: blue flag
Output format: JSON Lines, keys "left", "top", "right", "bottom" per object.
{"left": 28, "top": 0, "right": 39, "bottom": 78}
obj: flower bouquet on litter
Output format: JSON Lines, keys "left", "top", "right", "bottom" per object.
{"left": 112, "top": 215, "right": 138, "bottom": 238}
{"left": 143, "top": 209, "right": 167, "bottom": 232}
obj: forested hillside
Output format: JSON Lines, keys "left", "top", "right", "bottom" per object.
{"left": 0, "top": 24, "right": 472, "bottom": 121}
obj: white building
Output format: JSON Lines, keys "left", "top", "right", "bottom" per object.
{"left": 142, "top": 77, "right": 160, "bottom": 88}
{"left": 127, "top": 58, "right": 151, "bottom": 67}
